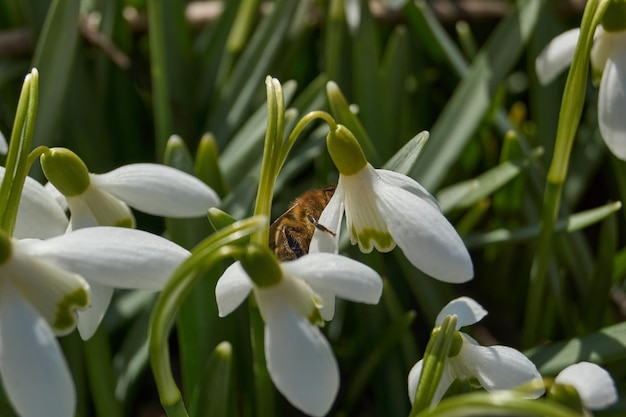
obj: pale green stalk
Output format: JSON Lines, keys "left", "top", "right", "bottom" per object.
{"left": 523, "top": 0, "right": 610, "bottom": 347}
{"left": 414, "top": 392, "right": 583, "bottom": 417}
{"left": 149, "top": 217, "right": 265, "bottom": 417}
{"left": 0, "top": 68, "right": 39, "bottom": 236}
{"left": 409, "top": 315, "right": 458, "bottom": 416}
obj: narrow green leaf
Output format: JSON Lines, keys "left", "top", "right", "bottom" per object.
{"left": 409, "top": 0, "right": 545, "bottom": 190}
{"left": 436, "top": 147, "right": 543, "bottom": 213}
{"left": 209, "top": 0, "right": 299, "bottom": 143}
{"left": 464, "top": 201, "right": 622, "bottom": 248}
{"left": 326, "top": 80, "right": 380, "bottom": 164}
{"left": 527, "top": 322, "right": 626, "bottom": 375}
{"left": 382, "top": 131, "right": 429, "bottom": 175}
{"left": 31, "top": 0, "right": 80, "bottom": 148}
{"left": 189, "top": 342, "right": 235, "bottom": 417}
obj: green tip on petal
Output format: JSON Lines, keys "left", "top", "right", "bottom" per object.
{"left": 326, "top": 125, "right": 368, "bottom": 176}
{"left": 352, "top": 225, "right": 395, "bottom": 252}
{"left": 602, "top": 1, "right": 626, "bottom": 32}
{"left": 0, "top": 230, "right": 12, "bottom": 264}
{"left": 52, "top": 285, "right": 89, "bottom": 333}
{"left": 240, "top": 244, "right": 282, "bottom": 288}
{"left": 548, "top": 383, "right": 585, "bottom": 413}
{"left": 41, "top": 148, "right": 91, "bottom": 197}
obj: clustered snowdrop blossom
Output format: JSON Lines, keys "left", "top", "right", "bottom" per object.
{"left": 40, "top": 147, "right": 220, "bottom": 230}
{"left": 311, "top": 125, "right": 473, "bottom": 283}
{"left": 0, "top": 226, "right": 190, "bottom": 417}
{"left": 215, "top": 247, "right": 383, "bottom": 416}
{"left": 408, "top": 297, "right": 544, "bottom": 405}
{"left": 552, "top": 361, "right": 618, "bottom": 411}
{"left": 39, "top": 147, "right": 220, "bottom": 338}
{"left": 536, "top": 19, "right": 626, "bottom": 160}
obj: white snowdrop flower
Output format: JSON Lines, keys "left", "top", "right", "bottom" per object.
{"left": 311, "top": 125, "right": 473, "bottom": 283}
{"left": 554, "top": 361, "right": 618, "bottom": 410}
{"left": 40, "top": 147, "right": 220, "bottom": 229}
{"left": 536, "top": 23, "right": 626, "bottom": 160}
{"left": 0, "top": 225, "right": 189, "bottom": 416}
{"left": 216, "top": 249, "right": 382, "bottom": 416}
{"left": 408, "top": 297, "right": 544, "bottom": 405}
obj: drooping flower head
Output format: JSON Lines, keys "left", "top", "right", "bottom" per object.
{"left": 40, "top": 147, "right": 221, "bottom": 230}
{"left": 408, "top": 297, "right": 544, "bottom": 405}
{"left": 39, "top": 147, "right": 219, "bottom": 338}
{"left": 550, "top": 361, "right": 618, "bottom": 411}
{"left": 536, "top": 2, "right": 626, "bottom": 160}
{"left": 0, "top": 226, "right": 189, "bottom": 417}
{"left": 311, "top": 124, "right": 473, "bottom": 283}
{"left": 215, "top": 245, "right": 383, "bottom": 416}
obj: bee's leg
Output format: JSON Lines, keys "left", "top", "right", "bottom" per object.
{"left": 307, "top": 214, "right": 336, "bottom": 236}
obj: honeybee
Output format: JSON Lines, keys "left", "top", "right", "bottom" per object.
{"left": 270, "top": 185, "right": 337, "bottom": 261}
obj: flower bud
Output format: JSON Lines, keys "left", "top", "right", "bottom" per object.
{"left": 240, "top": 244, "right": 283, "bottom": 287}
{"left": 326, "top": 125, "right": 368, "bottom": 176}
{"left": 41, "top": 148, "right": 90, "bottom": 197}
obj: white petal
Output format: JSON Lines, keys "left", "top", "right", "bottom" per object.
{"left": 407, "top": 359, "right": 454, "bottom": 406}
{"left": 44, "top": 182, "right": 68, "bottom": 210}
{"left": 315, "top": 288, "right": 337, "bottom": 321}
{"left": 68, "top": 184, "right": 135, "bottom": 228}
{"left": 408, "top": 359, "right": 423, "bottom": 405}
{"left": 555, "top": 362, "right": 618, "bottom": 410}
{"left": 590, "top": 26, "right": 611, "bottom": 76}
{"left": 0, "top": 167, "right": 69, "bottom": 239}
{"left": 0, "top": 282, "right": 75, "bottom": 417}
{"left": 92, "top": 163, "right": 220, "bottom": 218}
{"left": 598, "top": 42, "right": 626, "bottom": 160}
{"left": 5, "top": 241, "right": 90, "bottom": 335}
{"left": 536, "top": 28, "right": 580, "bottom": 85}
{"left": 373, "top": 178, "right": 474, "bottom": 283}
{"left": 76, "top": 282, "right": 114, "bottom": 340}
{"left": 309, "top": 182, "right": 345, "bottom": 254}
{"left": 215, "top": 261, "right": 252, "bottom": 317}
{"left": 25, "top": 227, "right": 189, "bottom": 290}
{"left": 436, "top": 296, "right": 487, "bottom": 328}
{"left": 259, "top": 291, "right": 339, "bottom": 416}
{"left": 281, "top": 253, "right": 382, "bottom": 305}
{"left": 343, "top": 166, "right": 395, "bottom": 253}
{"left": 0, "top": 129, "right": 7, "bottom": 154}
{"left": 376, "top": 169, "right": 440, "bottom": 211}
{"left": 458, "top": 337, "right": 544, "bottom": 397}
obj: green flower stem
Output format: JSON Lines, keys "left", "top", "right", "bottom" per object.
{"left": 523, "top": 0, "right": 610, "bottom": 347}
{"left": 410, "top": 315, "right": 458, "bottom": 416}
{"left": 251, "top": 77, "right": 285, "bottom": 247}
{"left": 149, "top": 216, "right": 265, "bottom": 417}
{"left": 0, "top": 68, "right": 38, "bottom": 235}
{"left": 277, "top": 110, "right": 337, "bottom": 170}
{"left": 83, "top": 327, "right": 122, "bottom": 417}
{"left": 147, "top": 0, "right": 173, "bottom": 160}
{"left": 414, "top": 391, "right": 583, "bottom": 417}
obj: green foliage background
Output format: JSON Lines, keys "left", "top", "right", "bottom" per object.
{"left": 0, "top": 0, "right": 625, "bottom": 416}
